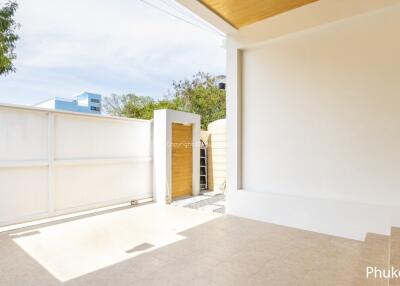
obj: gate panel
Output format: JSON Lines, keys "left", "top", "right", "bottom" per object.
{"left": 0, "top": 105, "right": 153, "bottom": 227}
{"left": 172, "top": 123, "right": 193, "bottom": 198}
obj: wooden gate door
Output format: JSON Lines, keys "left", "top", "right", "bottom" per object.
{"left": 172, "top": 123, "right": 193, "bottom": 198}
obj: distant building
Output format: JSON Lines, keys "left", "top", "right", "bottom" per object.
{"left": 36, "top": 92, "right": 102, "bottom": 114}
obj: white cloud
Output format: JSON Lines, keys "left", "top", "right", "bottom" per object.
{"left": 0, "top": 0, "right": 226, "bottom": 105}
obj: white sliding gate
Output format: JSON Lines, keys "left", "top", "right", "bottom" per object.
{"left": 0, "top": 104, "right": 153, "bottom": 227}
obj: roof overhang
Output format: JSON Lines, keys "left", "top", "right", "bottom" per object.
{"left": 176, "top": 0, "right": 237, "bottom": 34}
{"left": 177, "top": 0, "right": 400, "bottom": 48}
{"left": 198, "top": 0, "right": 318, "bottom": 29}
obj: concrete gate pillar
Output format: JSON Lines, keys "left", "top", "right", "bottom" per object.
{"left": 153, "top": 109, "right": 201, "bottom": 204}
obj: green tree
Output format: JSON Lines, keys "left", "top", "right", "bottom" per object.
{"left": 170, "top": 72, "right": 225, "bottom": 129}
{"left": 0, "top": 1, "right": 19, "bottom": 76}
{"left": 104, "top": 93, "right": 177, "bottom": 119}
{"left": 120, "top": 94, "right": 156, "bottom": 120}
{"left": 103, "top": 72, "right": 226, "bottom": 129}
{"left": 103, "top": 93, "right": 143, "bottom": 116}
{"left": 121, "top": 96, "right": 179, "bottom": 120}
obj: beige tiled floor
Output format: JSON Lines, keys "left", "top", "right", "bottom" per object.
{"left": 0, "top": 204, "right": 391, "bottom": 286}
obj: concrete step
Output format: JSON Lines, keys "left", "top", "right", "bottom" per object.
{"left": 362, "top": 233, "right": 390, "bottom": 286}
{"left": 390, "top": 227, "right": 400, "bottom": 285}
{"left": 197, "top": 204, "right": 223, "bottom": 212}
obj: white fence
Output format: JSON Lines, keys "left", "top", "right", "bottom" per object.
{"left": 0, "top": 104, "right": 153, "bottom": 226}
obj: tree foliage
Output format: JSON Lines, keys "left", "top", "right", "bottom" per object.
{"left": 120, "top": 95, "right": 178, "bottom": 120}
{"left": 171, "top": 72, "right": 226, "bottom": 129}
{"left": 0, "top": 1, "right": 19, "bottom": 76}
{"left": 103, "top": 93, "right": 177, "bottom": 120}
{"left": 104, "top": 72, "right": 225, "bottom": 129}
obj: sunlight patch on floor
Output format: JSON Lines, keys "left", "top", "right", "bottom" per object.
{"left": 12, "top": 204, "right": 221, "bottom": 282}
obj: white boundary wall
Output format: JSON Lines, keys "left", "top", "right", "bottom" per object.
{"left": 0, "top": 104, "right": 153, "bottom": 226}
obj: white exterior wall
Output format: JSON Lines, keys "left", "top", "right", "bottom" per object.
{"left": 241, "top": 5, "right": 400, "bottom": 204}
{"left": 0, "top": 104, "right": 153, "bottom": 226}
{"left": 224, "top": 3, "right": 400, "bottom": 240}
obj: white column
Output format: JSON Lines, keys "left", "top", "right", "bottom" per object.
{"left": 153, "top": 110, "right": 168, "bottom": 204}
{"left": 226, "top": 38, "right": 242, "bottom": 192}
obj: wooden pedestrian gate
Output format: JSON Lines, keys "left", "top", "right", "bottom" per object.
{"left": 171, "top": 123, "right": 193, "bottom": 198}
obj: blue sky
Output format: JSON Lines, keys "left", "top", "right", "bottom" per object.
{"left": 0, "top": 0, "right": 226, "bottom": 106}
